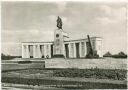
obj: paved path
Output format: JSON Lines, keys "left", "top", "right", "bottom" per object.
{"left": 2, "top": 83, "right": 66, "bottom": 90}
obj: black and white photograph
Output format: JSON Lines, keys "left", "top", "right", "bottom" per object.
{"left": 1, "top": 0, "right": 127, "bottom": 89}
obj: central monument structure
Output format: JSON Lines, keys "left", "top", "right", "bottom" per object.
{"left": 21, "top": 16, "right": 103, "bottom": 59}
{"left": 53, "top": 16, "right": 65, "bottom": 58}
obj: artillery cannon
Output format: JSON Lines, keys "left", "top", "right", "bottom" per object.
{"left": 86, "top": 35, "right": 99, "bottom": 58}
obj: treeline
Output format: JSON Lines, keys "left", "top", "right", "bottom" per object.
{"left": 103, "top": 51, "right": 127, "bottom": 58}
{"left": 1, "top": 53, "right": 21, "bottom": 60}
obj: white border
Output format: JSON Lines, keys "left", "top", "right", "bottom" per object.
{"left": 0, "top": 0, "right": 128, "bottom": 90}
{"left": 0, "top": 0, "right": 128, "bottom": 3}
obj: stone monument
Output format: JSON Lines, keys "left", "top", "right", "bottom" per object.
{"left": 53, "top": 16, "right": 65, "bottom": 58}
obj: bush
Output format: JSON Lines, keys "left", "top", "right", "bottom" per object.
{"left": 103, "top": 51, "right": 127, "bottom": 58}
{"left": 112, "top": 55, "right": 127, "bottom": 58}
{"left": 53, "top": 68, "right": 127, "bottom": 80}
{"left": 112, "top": 52, "right": 127, "bottom": 58}
{"left": 52, "top": 54, "right": 65, "bottom": 58}
{"left": 1, "top": 53, "right": 21, "bottom": 60}
{"left": 18, "top": 61, "right": 32, "bottom": 64}
{"left": 103, "top": 52, "right": 112, "bottom": 57}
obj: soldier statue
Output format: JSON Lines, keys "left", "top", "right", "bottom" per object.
{"left": 57, "top": 16, "right": 62, "bottom": 29}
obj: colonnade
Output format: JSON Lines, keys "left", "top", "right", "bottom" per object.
{"left": 22, "top": 43, "right": 52, "bottom": 58}
{"left": 65, "top": 41, "right": 87, "bottom": 58}
{"left": 21, "top": 37, "right": 102, "bottom": 58}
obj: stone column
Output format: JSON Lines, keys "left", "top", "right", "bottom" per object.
{"left": 37, "top": 45, "right": 41, "bottom": 58}
{"left": 42, "top": 45, "right": 45, "bottom": 58}
{"left": 69, "top": 43, "right": 74, "bottom": 58}
{"left": 34, "top": 45, "right": 38, "bottom": 58}
{"left": 84, "top": 41, "right": 87, "bottom": 57}
{"left": 70, "top": 43, "right": 74, "bottom": 58}
{"left": 73, "top": 43, "right": 76, "bottom": 58}
{"left": 79, "top": 42, "right": 82, "bottom": 58}
{"left": 49, "top": 44, "right": 51, "bottom": 58}
{"left": 22, "top": 45, "right": 25, "bottom": 58}
{"left": 24, "top": 45, "right": 27, "bottom": 58}
{"left": 40, "top": 45, "right": 43, "bottom": 58}
{"left": 44, "top": 45, "right": 47, "bottom": 58}
{"left": 33, "top": 45, "right": 36, "bottom": 58}
{"left": 62, "top": 44, "right": 66, "bottom": 58}
{"left": 81, "top": 42, "right": 85, "bottom": 58}
{"left": 68, "top": 43, "right": 71, "bottom": 58}
{"left": 26, "top": 45, "right": 30, "bottom": 58}
{"left": 28, "top": 45, "right": 30, "bottom": 58}
{"left": 45, "top": 44, "right": 48, "bottom": 58}
{"left": 46, "top": 44, "right": 51, "bottom": 58}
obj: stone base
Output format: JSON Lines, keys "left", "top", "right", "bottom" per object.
{"left": 52, "top": 54, "right": 65, "bottom": 58}
{"left": 45, "top": 58, "right": 126, "bottom": 69}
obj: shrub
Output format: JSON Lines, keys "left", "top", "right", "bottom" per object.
{"left": 1, "top": 53, "right": 21, "bottom": 60}
{"left": 52, "top": 54, "right": 65, "bottom": 58}
{"left": 53, "top": 68, "right": 126, "bottom": 80}
{"left": 103, "top": 52, "right": 112, "bottom": 57}
{"left": 18, "top": 61, "right": 32, "bottom": 64}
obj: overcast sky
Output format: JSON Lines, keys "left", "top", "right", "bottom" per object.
{"left": 1, "top": 1, "right": 127, "bottom": 56}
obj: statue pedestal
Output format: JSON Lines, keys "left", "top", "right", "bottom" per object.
{"left": 53, "top": 29, "right": 65, "bottom": 58}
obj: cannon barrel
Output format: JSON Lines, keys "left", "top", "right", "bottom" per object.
{"left": 86, "top": 35, "right": 99, "bottom": 58}
{"left": 87, "top": 35, "right": 93, "bottom": 56}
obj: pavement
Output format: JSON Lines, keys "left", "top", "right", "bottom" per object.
{"left": 2, "top": 83, "right": 69, "bottom": 90}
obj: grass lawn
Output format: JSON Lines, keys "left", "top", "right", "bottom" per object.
{"left": 2, "top": 68, "right": 127, "bottom": 89}
{"left": 1, "top": 58, "right": 127, "bottom": 89}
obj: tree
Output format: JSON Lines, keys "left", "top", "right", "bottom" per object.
{"left": 118, "top": 52, "right": 126, "bottom": 56}
{"left": 1, "top": 53, "right": 14, "bottom": 60}
{"left": 103, "top": 52, "right": 112, "bottom": 57}
{"left": 1, "top": 53, "right": 5, "bottom": 57}
{"left": 112, "top": 51, "right": 127, "bottom": 58}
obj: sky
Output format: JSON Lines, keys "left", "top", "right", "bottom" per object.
{"left": 1, "top": 1, "right": 127, "bottom": 56}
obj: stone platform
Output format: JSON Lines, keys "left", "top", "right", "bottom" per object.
{"left": 45, "top": 58, "right": 127, "bottom": 69}
{"left": 2, "top": 57, "right": 127, "bottom": 71}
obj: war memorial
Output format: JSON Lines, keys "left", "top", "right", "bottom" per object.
{"left": 2, "top": 16, "right": 127, "bottom": 89}
{"left": 1, "top": 2, "right": 127, "bottom": 89}
{"left": 22, "top": 16, "right": 103, "bottom": 59}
